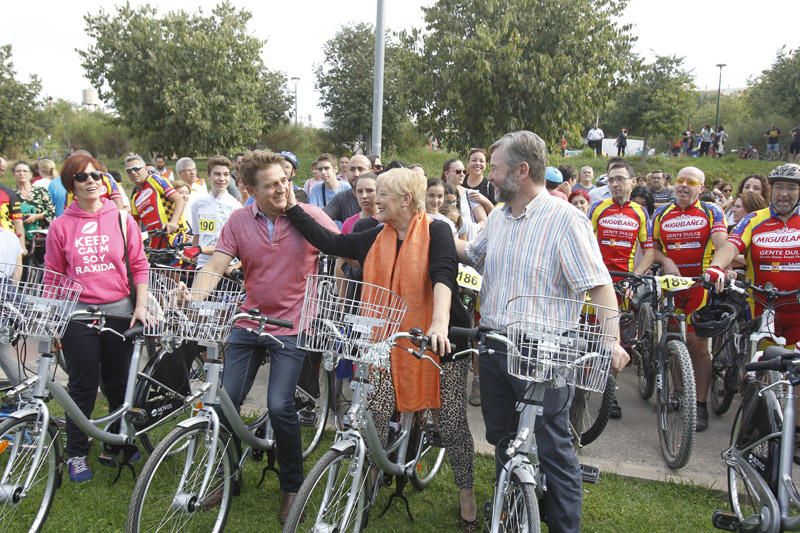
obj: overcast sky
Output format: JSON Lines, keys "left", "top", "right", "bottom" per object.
{"left": 4, "top": 0, "right": 799, "bottom": 127}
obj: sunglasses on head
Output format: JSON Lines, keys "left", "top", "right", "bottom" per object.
{"left": 675, "top": 176, "right": 702, "bottom": 187}
{"left": 125, "top": 166, "right": 143, "bottom": 174}
{"left": 74, "top": 171, "right": 104, "bottom": 183}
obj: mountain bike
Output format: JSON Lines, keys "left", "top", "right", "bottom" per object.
{"left": 712, "top": 345, "right": 800, "bottom": 532}
{"left": 449, "top": 294, "right": 618, "bottom": 532}
{"left": 611, "top": 271, "right": 699, "bottom": 469}
{"left": 283, "top": 275, "right": 463, "bottom": 532}
{"left": 0, "top": 265, "right": 207, "bottom": 532}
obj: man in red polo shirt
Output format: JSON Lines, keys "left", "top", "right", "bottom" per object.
{"left": 195, "top": 150, "right": 338, "bottom": 523}
{"left": 652, "top": 166, "right": 727, "bottom": 431}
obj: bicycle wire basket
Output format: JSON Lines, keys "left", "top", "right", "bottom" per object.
{"left": 145, "top": 267, "right": 244, "bottom": 345}
{"left": 297, "top": 274, "right": 407, "bottom": 369}
{"left": 504, "top": 295, "right": 619, "bottom": 393}
{"left": 0, "top": 263, "right": 83, "bottom": 341}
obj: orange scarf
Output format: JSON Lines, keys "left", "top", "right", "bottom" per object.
{"left": 362, "top": 213, "right": 440, "bottom": 411}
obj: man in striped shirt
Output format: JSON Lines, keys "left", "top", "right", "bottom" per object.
{"left": 456, "top": 130, "right": 629, "bottom": 533}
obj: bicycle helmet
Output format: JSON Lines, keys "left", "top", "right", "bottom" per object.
{"left": 690, "top": 303, "right": 738, "bottom": 338}
{"left": 279, "top": 150, "right": 299, "bottom": 170}
{"left": 767, "top": 163, "right": 800, "bottom": 184}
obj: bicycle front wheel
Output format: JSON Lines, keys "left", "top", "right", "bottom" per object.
{"left": 297, "top": 367, "right": 330, "bottom": 459}
{"left": 710, "top": 322, "right": 740, "bottom": 416}
{"left": 285, "top": 447, "right": 366, "bottom": 532}
{"left": 656, "top": 339, "right": 696, "bottom": 469}
{"left": 570, "top": 374, "right": 616, "bottom": 448}
{"left": 127, "top": 420, "right": 235, "bottom": 533}
{"left": 496, "top": 469, "right": 540, "bottom": 532}
{"left": 409, "top": 414, "right": 446, "bottom": 491}
{"left": 0, "top": 414, "right": 61, "bottom": 533}
{"left": 636, "top": 302, "right": 656, "bottom": 399}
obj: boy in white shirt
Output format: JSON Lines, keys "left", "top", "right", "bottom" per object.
{"left": 190, "top": 156, "right": 242, "bottom": 268}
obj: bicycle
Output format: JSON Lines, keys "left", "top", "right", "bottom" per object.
{"left": 126, "top": 303, "right": 330, "bottom": 532}
{"left": 0, "top": 265, "right": 207, "bottom": 532}
{"left": 610, "top": 271, "right": 699, "bottom": 469}
{"left": 283, "top": 274, "right": 463, "bottom": 532}
{"left": 712, "top": 345, "right": 800, "bottom": 532}
{"left": 449, "top": 294, "right": 618, "bottom": 532}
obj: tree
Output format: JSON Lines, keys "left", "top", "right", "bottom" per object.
{"left": 606, "top": 55, "right": 695, "bottom": 153}
{"left": 315, "top": 23, "right": 416, "bottom": 153}
{"left": 0, "top": 45, "right": 42, "bottom": 153}
{"left": 748, "top": 47, "right": 800, "bottom": 122}
{"left": 80, "top": 2, "right": 291, "bottom": 156}
{"left": 403, "top": 0, "right": 636, "bottom": 151}
{"left": 38, "top": 100, "right": 133, "bottom": 159}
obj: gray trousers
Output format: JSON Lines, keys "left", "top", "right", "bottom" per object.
{"left": 0, "top": 343, "right": 22, "bottom": 387}
{"left": 479, "top": 340, "right": 581, "bottom": 533}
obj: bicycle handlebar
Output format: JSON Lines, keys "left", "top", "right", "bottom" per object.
{"left": 745, "top": 345, "right": 799, "bottom": 373}
{"left": 69, "top": 307, "right": 144, "bottom": 340}
{"left": 231, "top": 309, "right": 294, "bottom": 330}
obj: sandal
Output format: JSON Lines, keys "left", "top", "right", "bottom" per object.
{"left": 459, "top": 516, "right": 480, "bottom": 533}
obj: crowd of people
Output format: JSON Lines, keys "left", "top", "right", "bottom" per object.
{"left": 1, "top": 131, "right": 799, "bottom": 531}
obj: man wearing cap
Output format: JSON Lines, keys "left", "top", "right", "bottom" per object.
{"left": 323, "top": 154, "right": 370, "bottom": 226}
{"left": 544, "top": 166, "right": 568, "bottom": 200}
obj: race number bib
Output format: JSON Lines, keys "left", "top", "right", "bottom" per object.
{"left": 198, "top": 216, "right": 217, "bottom": 234}
{"left": 657, "top": 275, "right": 694, "bottom": 292}
{"left": 456, "top": 264, "right": 482, "bottom": 292}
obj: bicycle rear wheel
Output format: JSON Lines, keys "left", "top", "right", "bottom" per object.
{"left": 656, "top": 339, "right": 696, "bottom": 469}
{"left": 0, "top": 413, "right": 61, "bottom": 533}
{"left": 496, "top": 469, "right": 540, "bottom": 532}
{"left": 127, "top": 420, "right": 235, "bottom": 533}
{"left": 636, "top": 302, "right": 656, "bottom": 399}
{"left": 285, "top": 447, "right": 366, "bottom": 532}
{"left": 409, "top": 413, "right": 446, "bottom": 491}
{"left": 570, "top": 374, "right": 616, "bottom": 448}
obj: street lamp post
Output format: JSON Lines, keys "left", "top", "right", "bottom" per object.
{"left": 714, "top": 64, "right": 726, "bottom": 130}
{"left": 291, "top": 76, "right": 300, "bottom": 126}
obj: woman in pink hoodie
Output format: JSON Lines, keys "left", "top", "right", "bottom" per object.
{"left": 45, "top": 153, "right": 149, "bottom": 483}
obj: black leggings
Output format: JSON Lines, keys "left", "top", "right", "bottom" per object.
{"left": 61, "top": 318, "right": 133, "bottom": 458}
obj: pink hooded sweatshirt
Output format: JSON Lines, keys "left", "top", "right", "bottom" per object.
{"left": 45, "top": 198, "right": 149, "bottom": 304}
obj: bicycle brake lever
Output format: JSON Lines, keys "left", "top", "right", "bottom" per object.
{"left": 419, "top": 354, "right": 443, "bottom": 373}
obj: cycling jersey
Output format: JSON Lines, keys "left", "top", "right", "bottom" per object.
{"left": 728, "top": 206, "right": 800, "bottom": 340}
{"left": 65, "top": 174, "right": 122, "bottom": 211}
{"left": 589, "top": 199, "right": 652, "bottom": 273}
{"left": 652, "top": 199, "right": 726, "bottom": 277}
{"left": 130, "top": 174, "right": 187, "bottom": 235}
{"left": 0, "top": 184, "right": 22, "bottom": 232}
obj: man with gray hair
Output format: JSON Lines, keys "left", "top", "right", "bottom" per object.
{"left": 455, "top": 130, "right": 628, "bottom": 532}
{"left": 176, "top": 157, "right": 208, "bottom": 218}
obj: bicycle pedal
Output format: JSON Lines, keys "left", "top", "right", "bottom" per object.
{"left": 298, "top": 410, "right": 317, "bottom": 426}
{"left": 711, "top": 510, "right": 740, "bottom": 531}
{"left": 580, "top": 464, "right": 600, "bottom": 484}
{"left": 125, "top": 408, "right": 147, "bottom": 425}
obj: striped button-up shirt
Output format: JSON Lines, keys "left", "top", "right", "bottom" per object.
{"left": 465, "top": 188, "right": 611, "bottom": 331}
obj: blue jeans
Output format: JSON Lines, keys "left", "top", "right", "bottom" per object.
{"left": 223, "top": 328, "right": 306, "bottom": 492}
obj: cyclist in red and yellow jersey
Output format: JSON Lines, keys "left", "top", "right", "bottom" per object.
{"left": 589, "top": 160, "right": 654, "bottom": 276}
{"left": 0, "top": 183, "right": 25, "bottom": 252}
{"left": 125, "top": 154, "right": 187, "bottom": 249}
{"left": 652, "top": 166, "right": 728, "bottom": 431}
{"left": 706, "top": 164, "right": 800, "bottom": 346}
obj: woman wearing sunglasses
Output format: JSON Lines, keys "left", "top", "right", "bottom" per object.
{"left": 44, "top": 152, "right": 150, "bottom": 483}
{"left": 441, "top": 159, "right": 487, "bottom": 229}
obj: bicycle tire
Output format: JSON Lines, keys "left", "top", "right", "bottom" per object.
{"left": 297, "top": 367, "right": 330, "bottom": 459}
{"left": 710, "top": 322, "right": 740, "bottom": 416}
{"left": 571, "top": 374, "right": 616, "bottom": 448}
{"left": 636, "top": 302, "right": 656, "bottom": 399}
{"left": 656, "top": 339, "right": 696, "bottom": 469}
{"left": 284, "top": 447, "right": 366, "bottom": 533}
{"left": 135, "top": 346, "right": 206, "bottom": 454}
{"left": 126, "top": 420, "right": 235, "bottom": 533}
{"left": 497, "top": 469, "right": 540, "bottom": 532}
{"left": 409, "top": 413, "right": 446, "bottom": 491}
{"left": 0, "top": 414, "right": 61, "bottom": 533}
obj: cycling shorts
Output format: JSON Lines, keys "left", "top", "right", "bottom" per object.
{"left": 674, "top": 285, "right": 708, "bottom": 333}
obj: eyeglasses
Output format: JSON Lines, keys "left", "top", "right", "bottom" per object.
{"left": 450, "top": 169, "right": 467, "bottom": 175}
{"left": 675, "top": 176, "right": 702, "bottom": 187}
{"left": 722, "top": 188, "right": 732, "bottom": 193}
{"left": 73, "top": 171, "right": 104, "bottom": 183}
{"left": 373, "top": 165, "right": 383, "bottom": 171}
{"left": 606, "top": 176, "right": 632, "bottom": 185}
{"left": 125, "top": 166, "right": 143, "bottom": 174}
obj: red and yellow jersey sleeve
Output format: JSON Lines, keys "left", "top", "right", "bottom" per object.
{"left": 590, "top": 199, "right": 651, "bottom": 273}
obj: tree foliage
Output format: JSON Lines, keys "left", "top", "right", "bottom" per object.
{"left": 315, "top": 23, "right": 416, "bottom": 153}
{"left": 748, "top": 47, "right": 800, "bottom": 122}
{"left": 0, "top": 45, "right": 42, "bottom": 153}
{"left": 39, "top": 100, "right": 133, "bottom": 159}
{"left": 403, "top": 0, "right": 636, "bottom": 151}
{"left": 80, "top": 1, "right": 291, "bottom": 156}
{"left": 606, "top": 55, "right": 694, "bottom": 151}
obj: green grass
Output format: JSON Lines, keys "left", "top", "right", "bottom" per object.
{"left": 3, "top": 396, "right": 726, "bottom": 533}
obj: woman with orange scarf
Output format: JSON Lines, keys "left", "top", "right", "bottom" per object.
{"left": 284, "top": 168, "right": 477, "bottom": 530}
